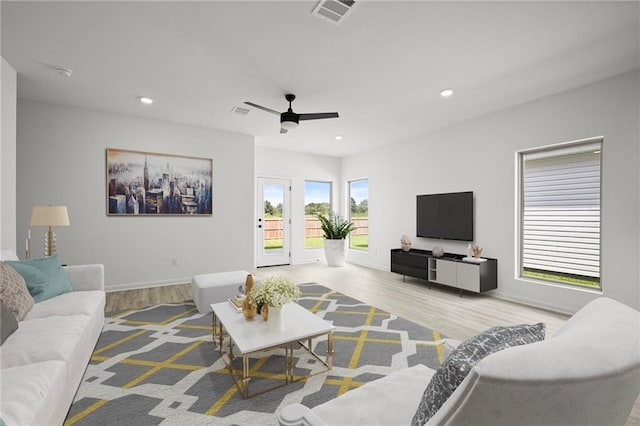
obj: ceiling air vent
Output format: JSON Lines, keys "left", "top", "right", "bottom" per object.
{"left": 312, "top": 0, "right": 356, "bottom": 25}
{"left": 231, "top": 106, "right": 251, "bottom": 116}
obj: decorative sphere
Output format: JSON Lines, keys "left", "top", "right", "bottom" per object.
{"left": 432, "top": 246, "right": 444, "bottom": 258}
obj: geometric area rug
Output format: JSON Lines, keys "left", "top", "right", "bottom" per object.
{"left": 64, "top": 283, "right": 446, "bottom": 426}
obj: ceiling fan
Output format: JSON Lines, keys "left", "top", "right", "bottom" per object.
{"left": 244, "top": 94, "right": 339, "bottom": 133}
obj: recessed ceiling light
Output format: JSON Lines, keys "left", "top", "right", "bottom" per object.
{"left": 440, "top": 88, "right": 454, "bottom": 98}
{"left": 335, "top": 135, "right": 344, "bottom": 140}
{"left": 54, "top": 66, "right": 73, "bottom": 77}
{"left": 139, "top": 97, "right": 154, "bottom": 105}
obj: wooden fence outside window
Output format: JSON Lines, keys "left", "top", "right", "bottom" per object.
{"left": 263, "top": 217, "right": 368, "bottom": 239}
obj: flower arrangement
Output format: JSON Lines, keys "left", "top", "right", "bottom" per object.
{"left": 251, "top": 276, "right": 301, "bottom": 308}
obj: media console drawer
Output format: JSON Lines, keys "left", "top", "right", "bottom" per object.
{"left": 391, "top": 248, "right": 497, "bottom": 294}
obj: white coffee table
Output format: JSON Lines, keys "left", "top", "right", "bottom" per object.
{"left": 211, "top": 301, "right": 334, "bottom": 399}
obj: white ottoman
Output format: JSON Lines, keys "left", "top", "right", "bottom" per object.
{"left": 192, "top": 270, "right": 250, "bottom": 314}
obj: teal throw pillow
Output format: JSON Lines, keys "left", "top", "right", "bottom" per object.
{"left": 6, "top": 255, "right": 73, "bottom": 303}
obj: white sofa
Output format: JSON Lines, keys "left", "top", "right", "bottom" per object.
{"left": 0, "top": 254, "right": 105, "bottom": 426}
{"left": 278, "top": 297, "right": 640, "bottom": 426}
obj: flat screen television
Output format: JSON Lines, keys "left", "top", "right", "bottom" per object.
{"left": 416, "top": 191, "right": 474, "bottom": 241}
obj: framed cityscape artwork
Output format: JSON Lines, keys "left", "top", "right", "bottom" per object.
{"left": 106, "top": 148, "right": 213, "bottom": 216}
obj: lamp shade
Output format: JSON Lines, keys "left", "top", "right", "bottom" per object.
{"left": 30, "top": 206, "right": 70, "bottom": 227}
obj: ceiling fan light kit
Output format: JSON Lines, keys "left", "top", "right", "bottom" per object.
{"left": 281, "top": 119, "right": 299, "bottom": 130}
{"left": 244, "top": 94, "right": 338, "bottom": 134}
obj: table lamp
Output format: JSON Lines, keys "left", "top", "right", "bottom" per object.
{"left": 30, "top": 205, "right": 70, "bottom": 257}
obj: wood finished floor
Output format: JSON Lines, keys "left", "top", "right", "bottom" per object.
{"left": 105, "top": 262, "right": 639, "bottom": 425}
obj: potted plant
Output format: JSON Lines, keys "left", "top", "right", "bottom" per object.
{"left": 317, "top": 211, "right": 355, "bottom": 267}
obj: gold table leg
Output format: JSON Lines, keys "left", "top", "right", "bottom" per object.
{"left": 285, "top": 345, "right": 293, "bottom": 383}
{"left": 212, "top": 313, "right": 222, "bottom": 353}
{"left": 327, "top": 331, "right": 334, "bottom": 369}
{"left": 242, "top": 354, "right": 250, "bottom": 399}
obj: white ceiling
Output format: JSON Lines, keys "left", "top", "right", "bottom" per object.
{"left": 2, "top": 1, "right": 638, "bottom": 157}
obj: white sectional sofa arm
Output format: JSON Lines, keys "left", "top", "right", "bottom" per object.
{"left": 278, "top": 404, "right": 328, "bottom": 426}
{"left": 64, "top": 264, "right": 105, "bottom": 292}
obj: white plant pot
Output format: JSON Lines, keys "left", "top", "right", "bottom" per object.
{"left": 267, "top": 305, "right": 285, "bottom": 332}
{"left": 324, "top": 239, "right": 348, "bottom": 267}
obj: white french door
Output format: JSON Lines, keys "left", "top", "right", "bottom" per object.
{"left": 256, "top": 177, "right": 291, "bottom": 267}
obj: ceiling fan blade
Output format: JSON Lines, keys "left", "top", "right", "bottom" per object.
{"left": 280, "top": 127, "right": 288, "bottom": 134}
{"left": 244, "top": 101, "right": 281, "bottom": 116}
{"left": 298, "top": 112, "right": 339, "bottom": 121}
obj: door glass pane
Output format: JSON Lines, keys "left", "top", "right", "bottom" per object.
{"left": 304, "top": 181, "right": 332, "bottom": 249}
{"left": 349, "top": 179, "right": 368, "bottom": 250}
{"left": 264, "top": 183, "right": 284, "bottom": 252}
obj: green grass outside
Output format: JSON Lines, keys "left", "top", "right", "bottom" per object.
{"left": 349, "top": 234, "right": 368, "bottom": 250}
{"left": 304, "top": 236, "right": 324, "bottom": 249}
{"left": 264, "top": 239, "right": 283, "bottom": 250}
{"left": 523, "top": 268, "right": 601, "bottom": 289}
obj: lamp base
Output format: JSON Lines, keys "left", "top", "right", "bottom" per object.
{"left": 45, "top": 228, "right": 56, "bottom": 257}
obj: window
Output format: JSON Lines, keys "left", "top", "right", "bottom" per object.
{"left": 518, "top": 138, "right": 602, "bottom": 289}
{"left": 263, "top": 183, "right": 285, "bottom": 250}
{"left": 304, "top": 181, "right": 332, "bottom": 249}
{"left": 349, "top": 179, "right": 368, "bottom": 250}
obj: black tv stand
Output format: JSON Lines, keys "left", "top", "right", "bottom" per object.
{"left": 391, "top": 248, "right": 497, "bottom": 294}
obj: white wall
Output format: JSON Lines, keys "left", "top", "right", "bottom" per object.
{"left": 343, "top": 71, "right": 640, "bottom": 313}
{"left": 255, "top": 147, "right": 341, "bottom": 265}
{"left": 1, "top": 57, "right": 17, "bottom": 252}
{"left": 17, "top": 100, "right": 255, "bottom": 290}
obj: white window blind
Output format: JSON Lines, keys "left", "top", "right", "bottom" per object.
{"left": 521, "top": 141, "right": 601, "bottom": 279}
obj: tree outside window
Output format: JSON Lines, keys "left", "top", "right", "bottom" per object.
{"left": 304, "top": 181, "right": 332, "bottom": 248}
{"left": 349, "top": 179, "right": 368, "bottom": 250}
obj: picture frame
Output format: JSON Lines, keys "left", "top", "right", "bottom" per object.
{"left": 106, "top": 148, "right": 213, "bottom": 216}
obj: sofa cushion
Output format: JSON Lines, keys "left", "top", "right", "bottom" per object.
{"left": 0, "top": 302, "right": 18, "bottom": 344}
{"left": 23, "top": 290, "right": 106, "bottom": 321}
{"left": 0, "top": 314, "right": 92, "bottom": 369}
{"left": 412, "top": 323, "right": 546, "bottom": 426}
{"left": 0, "top": 361, "right": 67, "bottom": 426}
{"left": 6, "top": 255, "right": 73, "bottom": 303}
{"left": 0, "top": 263, "right": 34, "bottom": 320}
{"left": 0, "top": 249, "right": 19, "bottom": 261}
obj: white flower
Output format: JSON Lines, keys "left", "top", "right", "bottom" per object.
{"left": 251, "top": 276, "right": 301, "bottom": 308}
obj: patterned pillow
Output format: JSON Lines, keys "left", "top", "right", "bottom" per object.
{"left": 0, "top": 262, "right": 35, "bottom": 320}
{"left": 411, "top": 322, "right": 546, "bottom": 426}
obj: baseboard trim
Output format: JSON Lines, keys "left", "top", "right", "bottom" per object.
{"left": 106, "top": 278, "right": 191, "bottom": 293}
{"left": 346, "top": 259, "right": 387, "bottom": 271}
{"left": 291, "top": 258, "right": 325, "bottom": 265}
{"left": 490, "top": 291, "right": 575, "bottom": 315}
